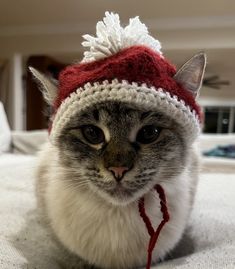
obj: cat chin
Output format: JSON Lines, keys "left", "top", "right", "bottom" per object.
{"left": 88, "top": 181, "right": 153, "bottom": 206}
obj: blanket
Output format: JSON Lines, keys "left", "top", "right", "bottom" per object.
{"left": 0, "top": 154, "right": 235, "bottom": 269}
{"left": 203, "top": 144, "right": 235, "bottom": 159}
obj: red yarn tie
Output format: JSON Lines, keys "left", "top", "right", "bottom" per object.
{"left": 138, "top": 184, "right": 170, "bottom": 269}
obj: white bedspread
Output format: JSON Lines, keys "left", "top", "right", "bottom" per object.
{"left": 0, "top": 154, "right": 235, "bottom": 269}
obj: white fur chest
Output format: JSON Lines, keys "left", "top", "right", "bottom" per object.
{"left": 44, "top": 171, "right": 190, "bottom": 269}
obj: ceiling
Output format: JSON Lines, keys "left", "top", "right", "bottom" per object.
{"left": 0, "top": 0, "right": 235, "bottom": 27}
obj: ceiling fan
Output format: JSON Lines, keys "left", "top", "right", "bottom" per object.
{"left": 203, "top": 75, "right": 230, "bottom": 90}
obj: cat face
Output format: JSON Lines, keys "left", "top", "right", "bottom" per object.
{"left": 57, "top": 101, "right": 188, "bottom": 205}
{"left": 31, "top": 53, "right": 206, "bottom": 205}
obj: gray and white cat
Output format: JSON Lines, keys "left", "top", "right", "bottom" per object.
{"left": 34, "top": 53, "right": 206, "bottom": 269}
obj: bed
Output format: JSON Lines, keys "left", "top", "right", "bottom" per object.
{"left": 0, "top": 127, "right": 235, "bottom": 268}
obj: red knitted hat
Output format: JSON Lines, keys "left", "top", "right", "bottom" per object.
{"left": 49, "top": 12, "right": 202, "bottom": 144}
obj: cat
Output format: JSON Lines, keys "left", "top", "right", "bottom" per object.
{"left": 33, "top": 51, "right": 206, "bottom": 269}
{"left": 31, "top": 12, "right": 206, "bottom": 269}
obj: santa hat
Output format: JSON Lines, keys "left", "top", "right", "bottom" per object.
{"left": 30, "top": 12, "right": 206, "bottom": 144}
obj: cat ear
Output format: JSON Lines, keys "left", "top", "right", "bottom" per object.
{"left": 174, "top": 52, "right": 206, "bottom": 98}
{"left": 29, "top": 67, "right": 58, "bottom": 105}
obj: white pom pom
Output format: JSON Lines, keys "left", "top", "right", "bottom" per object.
{"left": 82, "top": 11, "right": 162, "bottom": 62}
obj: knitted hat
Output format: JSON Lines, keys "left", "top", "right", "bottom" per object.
{"left": 31, "top": 12, "right": 206, "bottom": 144}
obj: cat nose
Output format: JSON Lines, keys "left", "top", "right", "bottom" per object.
{"left": 108, "top": 167, "right": 129, "bottom": 181}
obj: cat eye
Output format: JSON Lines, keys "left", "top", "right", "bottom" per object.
{"left": 136, "top": 125, "right": 161, "bottom": 144}
{"left": 81, "top": 125, "right": 105, "bottom": 144}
